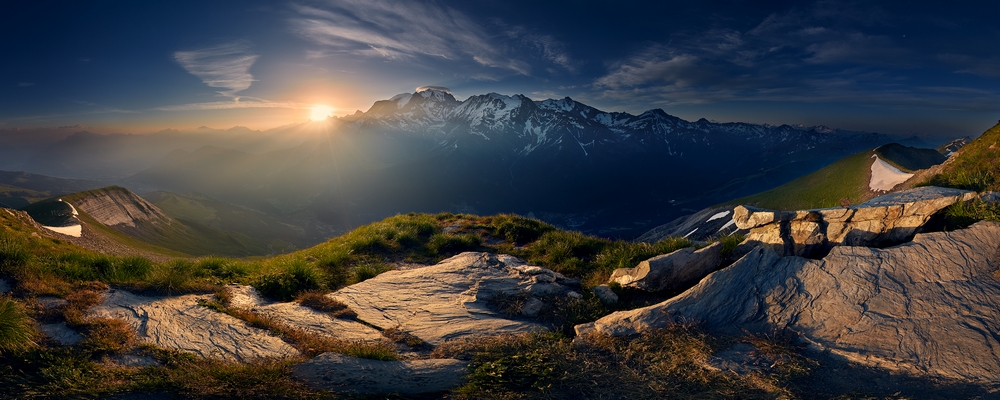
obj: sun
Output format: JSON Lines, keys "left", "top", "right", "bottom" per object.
{"left": 309, "top": 105, "right": 334, "bottom": 121}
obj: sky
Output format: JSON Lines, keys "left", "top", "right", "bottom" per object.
{"left": 3, "top": 0, "right": 1000, "bottom": 141}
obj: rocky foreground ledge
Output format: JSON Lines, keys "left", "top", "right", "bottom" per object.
{"left": 578, "top": 221, "right": 1000, "bottom": 382}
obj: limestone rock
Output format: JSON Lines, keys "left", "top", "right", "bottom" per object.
{"left": 331, "top": 252, "right": 577, "bottom": 345}
{"left": 637, "top": 206, "right": 742, "bottom": 243}
{"left": 609, "top": 242, "right": 722, "bottom": 292}
{"left": 734, "top": 186, "right": 976, "bottom": 257}
{"left": 592, "top": 285, "right": 618, "bottom": 305}
{"left": 225, "top": 285, "right": 383, "bottom": 343}
{"left": 89, "top": 289, "right": 299, "bottom": 362}
{"left": 39, "top": 322, "right": 83, "bottom": 346}
{"left": 579, "top": 221, "right": 1000, "bottom": 382}
{"left": 293, "top": 353, "right": 468, "bottom": 395}
{"left": 71, "top": 187, "right": 170, "bottom": 228}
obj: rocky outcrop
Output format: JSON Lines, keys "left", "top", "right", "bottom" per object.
{"left": 293, "top": 353, "right": 468, "bottom": 395}
{"left": 609, "top": 242, "right": 722, "bottom": 292}
{"left": 226, "top": 285, "right": 384, "bottom": 343}
{"left": 637, "top": 206, "right": 742, "bottom": 243}
{"left": 330, "top": 252, "right": 581, "bottom": 345}
{"left": 89, "top": 289, "right": 299, "bottom": 362}
{"left": 578, "top": 221, "right": 1000, "bottom": 382}
{"left": 734, "top": 186, "right": 977, "bottom": 257}
{"left": 71, "top": 186, "right": 170, "bottom": 228}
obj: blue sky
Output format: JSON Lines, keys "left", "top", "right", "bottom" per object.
{"left": 3, "top": 0, "right": 1000, "bottom": 140}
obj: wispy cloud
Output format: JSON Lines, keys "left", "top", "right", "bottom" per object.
{"left": 16, "top": 82, "right": 34, "bottom": 87}
{"left": 289, "top": 1, "right": 532, "bottom": 75}
{"left": 154, "top": 98, "right": 310, "bottom": 112}
{"left": 589, "top": 1, "right": 937, "bottom": 109}
{"left": 174, "top": 41, "right": 259, "bottom": 99}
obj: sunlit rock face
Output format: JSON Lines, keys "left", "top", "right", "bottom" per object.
{"left": 88, "top": 289, "right": 300, "bottom": 362}
{"left": 578, "top": 221, "right": 1000, "bottom": 383}
{"left": 330, "top": 252, "right": 582, "bottom": 345}
{"left": 71, "top": 186, "right": 170, "bottom": 228}
{"left": 609, "top": 242, "right": 722, "bottom": 292}
{"left": 733, "top": 186, "right": 977, "bottom": 258}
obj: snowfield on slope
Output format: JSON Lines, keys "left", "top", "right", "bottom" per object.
{"left": 869, "top": 155, "right": 913, "bottom": 191}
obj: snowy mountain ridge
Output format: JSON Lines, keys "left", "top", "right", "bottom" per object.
{"left": 342, "top": 89, "right": 886, "bottom": 159}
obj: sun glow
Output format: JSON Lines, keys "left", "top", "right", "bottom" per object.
{"left": 309, "top": 105, "right": 334, "bottom": 121}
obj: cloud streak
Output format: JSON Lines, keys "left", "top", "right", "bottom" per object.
{"left": 154, "top": 98, "right": 310, "bottom": 112}
{"left": 290, "top": 1, "right": 534, "bottom": 75}
{"left": 174, "top": 41, "right": 259, "bottom": 99}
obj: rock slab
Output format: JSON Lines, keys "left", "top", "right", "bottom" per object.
{"left": 331, "top": 252, "right": 580, "bottom": 345}
{"left": 734, "top": 186, "right": 976, "bottom": 257}
{"left": 579, "top": 221, "right": 1000, "bottom": 382}
{"left": 225, "top": 285, "right": 383, "bottom": 343}
{"left": 293, "top": 352, "right": 468, "bottom": 395}
{"left": 89, "top": 289, "right": 299, "bottom": 362}
{"left": 609, "top": 242, "right": 721, "bottom": 292}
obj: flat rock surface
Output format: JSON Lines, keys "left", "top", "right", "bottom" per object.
{"left": 226, "top": 285, "right": 383, "bottom": 343}
{"left": 293, "top": 352, "right": 468, "bottom": 395}
{"left": 39, "top": 322, "right": 83, "bottom": 346}
{"left": 89, "top": 289, "right": 299, "bottom": 362}
{"left": 580, "top": 221, "right": 1000, "bottom": 382}
{"left": 331, "top": 252, "right": 576, "bottom": 345}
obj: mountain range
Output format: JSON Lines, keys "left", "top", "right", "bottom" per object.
{"left": 5, "top": 89, "right": 904, "bottom": 239}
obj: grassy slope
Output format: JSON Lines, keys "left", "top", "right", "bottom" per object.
{"left": 874, "top": 143, "right": 946, "bottom": 172}
{"left": 727, "top": 148, "right": 874, "bottom": 210}
{"left": 143, "top": 191, "right": 304, "bottom": 253}
{"left": 730, "top": 142, "right": 950, "bottom": 211}
{"left": 926, "top": 122, "right": 1000, "bottom": 192}
{"left": 30, "top": 187, "right": 273, "bottom": 257}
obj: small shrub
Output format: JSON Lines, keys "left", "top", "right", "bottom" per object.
{"left": 0, "top": 231, "right": 30, "bottom": 268}
{"left": 383, "top": 326, "right": 425, "bottom": 347}
{"left": 296, "top": 291, "right": 357, "bottom": 319}
{"left": 194, "top": 257, "right": 249, "bottom": 280}
{"left": 253, "top": 260, "right": 325, "bottom": 301}
{"left": 525, "top": 230, "right": 608, "bottom": 277}
{"left": 81, "top": 317, "right": 137, "bottom": 354}
{"left": 0, "top": 298, "right": 35, "bottom": 354}
{"left": 489, "top": 214, "right": 554, "bottom": 244}
{"left": 718, "top": 234, "right": 747, "bottom": 260}
{"left": 351, "top": 259, "right": 391, "bottom": 284}
{"left": 148, "top": 260, "right": 200, "bottom": 295}
{"left": 427, "top": 232, "right": 481, "bottom": 254}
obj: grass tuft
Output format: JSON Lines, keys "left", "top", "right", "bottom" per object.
{"left": 0, "top": 297, "right": 35, "bottom": 354}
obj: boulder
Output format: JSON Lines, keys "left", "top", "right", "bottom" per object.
{"left": 592, "top": 285, "right": 618, "bottom": 305}
{"left": 609, "top": 242, "right": 722, "bottom": 292}
{"left": 89, "top": 289, "right": 299, "bottom": 362}
{"left": 225, "top": 285, "right": 383, "bottom": 343}
{"left": 578, "top": 221, "right": 1000, "bottom": 382}
{"left": 293, "top": 353, "right": 468, "bottom": 395}
{"left": 330, "top": 252, "right": 580, "bottom": 345}
{"left": 734, "top": 186, "right": 977, "bottom": 257}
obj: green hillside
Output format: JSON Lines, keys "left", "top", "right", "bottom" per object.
{"left": 24, "top": 187, "right": 277, "bottom": 257}
{"left": 727, "top": 149, "right": 875, "bottom": 210}
{"left": 730, "top": 142, "right": 951, "bottom": 210}
{"left": 143, "top": 191, "right": 307, "bottom": 253}
{"left": 873, "top": 143, "right": 945, "bottom": 172}
{"left": 926, "top": 122, "right": 1000, "bottom": 192}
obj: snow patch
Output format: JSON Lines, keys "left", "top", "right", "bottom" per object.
{"left": 706, "top": 210, "right": 731, "bottom": 222}
{"left": 43, "top": 225, "right": 81, "bottom": 237}
{"left": 683, "top": 228, "right": 698, "bottom": 238}
{"left": 717, "top": 219, "right": 736, "bottom": 232}
{"left": 869, "top": 155, "right": 913, "bottom": 192}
